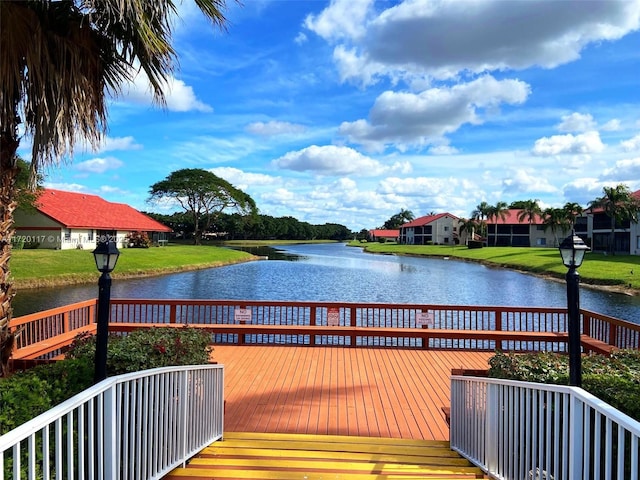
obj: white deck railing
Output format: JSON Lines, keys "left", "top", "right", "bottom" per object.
{"left": 450, "top": 376, "right": 640, "bottom": 480}
{"left": 0, "top": 364, "right": 224, "bottom": 480}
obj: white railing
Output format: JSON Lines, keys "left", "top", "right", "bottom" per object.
{"left": 0, "top": 364, "right": 224, "bottom": 480}
{"left": 450, "top": 376, "right": 640, "bottom": 480}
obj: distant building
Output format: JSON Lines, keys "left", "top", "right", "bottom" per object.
{"left": 485, "top": 209, "right": 567, "bottom": 247}
{"left": 14, "top": 189, "right": 171, "bottom": 249}
{"left": 582, "top": 189, "right": 640, "bottom": 254}
{"left": 399, "top": 213, "right": 459, "bottom": 245}
{"left": 368, "top": 229, "right": 400, "bottom": 242}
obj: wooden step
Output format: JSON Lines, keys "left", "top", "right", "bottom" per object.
{"left": 164, "top": 432, "right": 484, "bottom": 479}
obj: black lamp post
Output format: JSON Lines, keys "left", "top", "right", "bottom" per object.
{"left": 93, "top": 239, "right": 120, "bottom": 383}
{"left": 558, "top": 230, "right": 589, "bottom": 387}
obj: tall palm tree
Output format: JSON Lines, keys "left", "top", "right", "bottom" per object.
{"left": 588, "top": 184, "right": 640, "bottom": 255}
{"left": 562, "top": 202, "right": 584, "bottom": 229}
{"left": 458, "top": 218, "right": 479, "bottom": 246}
{"left": 517, "top": 199, "right": 542, "bottom": 246}
{"left": 542, "top": 207, "right": 568, "bottom": 247}
{"left": 486, "top": 201, "right": 508, "bottom": 246}
{"left": 0, "top": 0, "right": 232, "bottom": 376}
{"left": 472, "top": 201, "right": 491, "bottom": 239}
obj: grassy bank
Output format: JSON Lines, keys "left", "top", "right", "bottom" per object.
{"left": 353, "top": 242, "right": 640, "bottom": 293}
{"left": 11, "top": 244, "right": 255, "bottom": 289}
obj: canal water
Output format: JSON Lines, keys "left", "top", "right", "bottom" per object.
{"left": 12, "top": 243, "right": 640, "bottom": 324}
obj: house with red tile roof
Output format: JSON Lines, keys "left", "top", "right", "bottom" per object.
{"left": 368, "top": 229, "right": 399, "bottom": 242}
{"left": 582, "top": 189, "right": 640, "bottom": 254}
{"left": 399, "top": 213, "right": 460, "bottom": 245}
{"left": 14, "top": 189, "right": 171, "bottom": 249}
{"left": 485, "top": 208, "right": 569, "bottom": 247}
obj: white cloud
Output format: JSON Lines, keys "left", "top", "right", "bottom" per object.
{"left": 304, "top": 0, "right": 374, "bottom": 41}
{"left": 531, "top": 131, "right": 605, "bottom": 156}
{"left": 208, "top": 166, "right": 281, "bottom": 190}
{"left": 74, "top": 157, "right": 124, "bottom": 174}
{"left": 120, "top": 69, "right": 213, "bottom": 112}
{"left": 340, "top": 76, "right": 530, "bottom": 152}
{"left": 601, "top": 157, "right": 640, "bottom": 181}
{"left": 620, "top": 134, "right": 640, "bottom": 152}
{"left": 501, "top": 168, "right": 559, "bottom": 194}
{"left": 246, "top": 121, "right": 306, "bottom": 136}
{"left": 601, "top": 119, "right": 621, "bottom": 131}
{"left": 307, "top": 0, "right": 640, "bottom": 85}
{"left": 272, "top": 145, "right": 388, "bottom": 176}
{"left": 556, "top": 113, "right": 596, "bottom": 133}
{"left": 43, "top": 182, "right": 87, "bottom": 192}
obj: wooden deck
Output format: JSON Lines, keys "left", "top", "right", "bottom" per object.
{"left": 214, "top": 345, "right": 493, "bottom": 441}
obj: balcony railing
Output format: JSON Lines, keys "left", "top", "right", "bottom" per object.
{"left": 0, "top": 364, "right": 224, "bottom": 480}
{"left": 450, "top": 375, "right": 640, "bottom": 480}
{"left": 9, "top": 299, "right": 640, "bottom": 363}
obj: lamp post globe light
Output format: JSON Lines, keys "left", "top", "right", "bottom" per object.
{"left": 92, "top": 239, "right": 120, "bottom": 383}
{"left": 558, "top": 230, "right": 589, "bottom": 387}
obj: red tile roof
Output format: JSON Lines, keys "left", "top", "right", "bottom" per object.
{"left": 33, "top": 189, "right": 171, "bottom": 232}
{"left": 401, "top": 213, "right": 459, "bottom": 228}
{"left": 369, "top": 229, "right": 399, "bottom": 237}
{"left": 486, "top": 209, "right": 543, "bottom": 225}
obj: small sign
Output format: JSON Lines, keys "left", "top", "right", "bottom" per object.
{"left": 327, "top": 307, "right": 340, "bottom": 326}
{"left": 234, "top": 308, "right": 252, "bottom": 324}
{"left": 416, "top": 311, "right": 434, "bottom": 327}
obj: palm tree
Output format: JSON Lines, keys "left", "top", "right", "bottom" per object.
{"left": 517, "top": 199, "right": 542, "bottom": 225}
{"left": 0, "top": 0, "right": 232, "bottom": 376}
{"left": 472, "top": 201, "right": 491, "bottom": 239}
{"left": 542, "top": 207, "right": 568, "bottom": 246}
{"left": 458, "top": 218, "right": 479, "bottom": 246}
{"left": 486, "top": 201, "right": 508, "bottom": 246}
{"left": 588, "top": 184, "right": 640, "bottom": 254}
{"left": 562, "top": 202, "right": 584, "bottom": 229}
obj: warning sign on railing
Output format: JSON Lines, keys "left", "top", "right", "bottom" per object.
{"left": 416, "top": 311, "right": 434, "bottom": 327}
{"left": 234, "top": 308, "right": 252, "bottom": 324}
{"left": 327, "top": 307, "right": 340, "bottom": 326}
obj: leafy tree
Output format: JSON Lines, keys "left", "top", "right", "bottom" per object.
{"left": 472, "top": 201, "right": 491, "bottom": 238}
{"left": 0, "top": 0, "right": 233, "bottom": 376}
{"left": 382, "top": 209, "right": 414, "bottom": 230}
{"left": 458, "top": 218, "right": 479, "bottom": 245}
{"left": 541, "top": 207, "right": 568, "bottom": 246}
{"left": 149, "top": 168, "right": 256, "bottom": 245}
{"left": 588, "top": 184, "right": 640, "bottom": 254}
{"left": 486, "top": 201, "right": 509, "bottom": 246}
{"left": 562, "top": 202, "right": 583, "bottom": 228}
{"left": 517, "top": 199, "right": 542, "bottom": 236}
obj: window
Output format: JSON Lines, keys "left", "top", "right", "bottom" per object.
{"left": 536, "top": 238, "right": 547, "bottom": 246}
{"left": 64, "top": 229, "right": 71, "bottom": 241}
{"left": 444, "top": 226, "right": 449, "bottom": 232}
{"left": 88, "top": 230, "right": 94, "bottom": 241}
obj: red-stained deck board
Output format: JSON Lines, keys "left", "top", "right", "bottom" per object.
{"left": 214, "top": 345, "right": 492, "bottom": 441}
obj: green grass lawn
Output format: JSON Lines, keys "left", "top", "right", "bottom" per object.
{"left": 11, "top": 244, "right": 255, "bottom": 288}
{"left": 353, "top": 242, "right": 640, "bottom": 291}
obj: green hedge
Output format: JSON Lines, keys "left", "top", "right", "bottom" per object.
{"left": 489, "top": 350, "right": 640, "bottom": 421}
{"left": 1, "top": 327, "right": 213, "bottom": 435}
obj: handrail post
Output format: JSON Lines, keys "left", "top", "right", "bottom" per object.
{"left": 568, "top": 392, "right": 584, "bottom": 479}
{"left": 310, "top": 306, "right": 316, "bottom": 346}
{"left": 485, "top": 382, "right": 499, "bottom": 473}
{"left": 170, "top": 304, "right": 177, "bottom": 324}
{"left": 350, "top": 307, "right": 356, "bottom": 346}
{"left": 103, "top": 384, "right": 117, "bottom": 479}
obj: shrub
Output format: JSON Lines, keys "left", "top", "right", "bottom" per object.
{"left": 0, "top": 358, "right": 93, "bottom": 434}
{"left": 125, "top": 231, "right": 152, "bottom": 248}
{"left": 67, "top": 327, "right": 213, "bottom": 375}
{"left": 489, "top": 350, "right": 640, "bottom": 421}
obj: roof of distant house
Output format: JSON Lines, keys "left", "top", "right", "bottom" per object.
{"left": 401, "top": 213, "right": 459, "bottom": 228}
{"left": 485, "top": 209, "right": 544, "bottom": 225}
{"left": 26, "top": 189, "right": 171, "bottom": 232}
{"left": 369, "top": 229, "right": 399, "bottom": 237}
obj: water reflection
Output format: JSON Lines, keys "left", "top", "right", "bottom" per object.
{"left": 11, "top": 243, "right": 640, "bottom": 324}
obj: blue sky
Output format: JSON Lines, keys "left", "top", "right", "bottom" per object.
{"left": 23, "top": 0, "right": 640, "bottom": 231}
